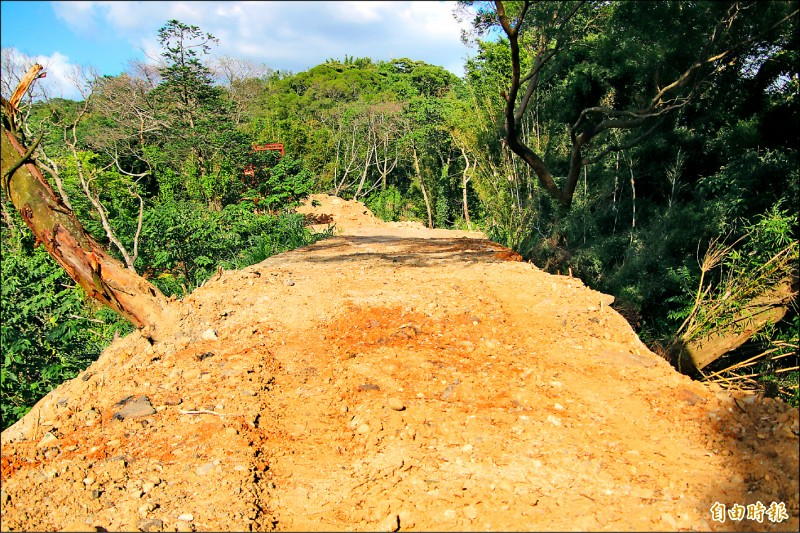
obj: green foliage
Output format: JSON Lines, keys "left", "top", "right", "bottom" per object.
{"left": 435, "top": 183, "right": 452, "bottom": 228}
{"left": 225, "top": 213, "right": 332, "bottom": 269}
{"left": 365, "top": 185, "right": 406, "bottom": 222}
{"left": 252, "top": 156, "right": 314, "bottom": 209}
{"left": 137, "top": 199, "right": 324, "bottom": 297}
{"left": 55, "top": 151, "right": 145, "bottom": 254}
{"left": 150, "top": 19, "right": 247, "bottom": 208}
{"left": 668, "top": 206, "right": 798, "bottom": 404}
{"left": 1, "top": 219, "right": 131, "bottom": 431}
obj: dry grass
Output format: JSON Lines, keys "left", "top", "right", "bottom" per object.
{"left": 672, "top": 235, "right": 798, "bottom": 400}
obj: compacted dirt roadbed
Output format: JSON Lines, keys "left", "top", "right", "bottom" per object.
{"left": 1, "top": 195, "right": 798, "bottom": 532}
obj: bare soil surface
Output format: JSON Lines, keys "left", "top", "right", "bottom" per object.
{"left": 1, "top": 194, "right": 798, "bottom": 532}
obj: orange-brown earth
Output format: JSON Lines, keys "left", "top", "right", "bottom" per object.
{"left": 1, "top": 194, "right": 798, "bottom": 532}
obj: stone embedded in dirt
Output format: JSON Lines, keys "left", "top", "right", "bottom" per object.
{"left": 464, "top": 505, "right": 478, "bottom": 520}
{"left": 284, "top": 279, "right": 295, "bottom": 286}
{"left": 163, "top": 395, "right": 182, "bottom": 406}
{"left": 387, "top": 397, "right": 405, "bottom": 411}
{"left": 200, "top": 329, "right": 218, "bottom": 341}
{"left": 194, "top": 351, "right": 214, "bottom": 361}
{"left": 178, "top": 513, "right": 194, "bottom": 522}
{"left": 195, "top": 462, "right": 215, "bottom": 476}
{"left": 112, "top": 396, "right": 156, "bottom": 420}
{"left": 676, "top": 387, "right": 706, "bottom": 406}
{"left": 379, "top": 513, "right": 400, "bottom": 532}
{"left": 138, "top": 518, "right": 164, "bottom": 532}
{"left": 359, "top": 383, "right": 381, "bottom": 391}
{"left": 36, "top": 431, "right": 58, "bottom": 448}
{"left": 441, "top": 381, "right": 459, "bottom": 400}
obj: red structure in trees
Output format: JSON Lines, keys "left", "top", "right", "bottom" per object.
{"left": 253, "top": 143, "right": 284, "bottom": 157}
{"left": 244, "top": 143, "right": 284, "bottom": 178}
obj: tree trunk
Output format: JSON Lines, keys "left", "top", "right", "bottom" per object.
{"left": 353, "top": 135, "right": 374, "bottom": 201}
{"left": 2, "top": 127, "right": 178, "bottom": 342}
{"left": 675, "top": 274, "right": 798, "bottom": 371}
{"left": 456, "top": 142, "right": 472, "bottom": 230}
{"left": 411, "top": 145, "right": 433, "bottom": 228}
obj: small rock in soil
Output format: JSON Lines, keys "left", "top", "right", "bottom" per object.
{"left": 676, "top": 388, "right": 705, "bottom": 405}
{"left": 379, "top": 513, "right": 400, "bottom": 532}
{"left": 37, "top": 432, "right": 58, "bottom": 448}
{"left": 163, "top": 395, "right": 182, "bottom": 406}
{"left": 441, "top": 382, "right": 458, "bottom": 400}
{"left": 200, "top": 329, "right": 218, "bottom": 341}
{"left": 138, "top": 518, "right": 164, "bottom": 532}
{"left": 113, "top": 396, "right": 156, "bottom": 420}
{"left": 195, "top": 462, "right": 215, "bottom": 476}
{"left": 387, "top": 397, "right": 405, "bottom": 411}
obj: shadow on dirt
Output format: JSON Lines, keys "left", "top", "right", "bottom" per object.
{"left": 302, "top": 234, "right": 521, "bottom": 267}
{"left": 661, "top": 338, "right": 799, "bottom": 530}
{"left": 695, "top": 383, "right": 799, "bottom": 530}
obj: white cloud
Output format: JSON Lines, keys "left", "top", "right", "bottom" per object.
{"left": 51, "top": 1, "right": 475, "bottom": 76}
{"left": 102, "top": 2, "right": 154, "bottom": 30}
{"left": 331, "top": 1, "right": 388, "bottom": 23}
{"left": 51, "top": 1, "right": 100, "bottom": 35}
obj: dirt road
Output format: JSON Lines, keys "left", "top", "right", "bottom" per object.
{"left": 1, "top": 194, "right": 797, "bottom": 532}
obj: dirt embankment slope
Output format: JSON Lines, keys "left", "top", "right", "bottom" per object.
{"left": 1, "top": 194, "right": 798, "bottom": 532}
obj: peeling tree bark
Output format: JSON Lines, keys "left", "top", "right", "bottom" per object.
{"left": 2, "top": 66, "right": 177, "bottom": 342}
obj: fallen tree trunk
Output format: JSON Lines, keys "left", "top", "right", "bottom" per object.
{"left": 2, "top": 65, "right": 177, "bottom": 342}
{"left": 675, "top": 274, "right": 798, "bottom": 371}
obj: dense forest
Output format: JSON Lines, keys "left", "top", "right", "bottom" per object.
{"left": 1, "top": 1, "right": 798, "bottom": 430}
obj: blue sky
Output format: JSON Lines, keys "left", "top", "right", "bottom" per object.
{"left": 1, "top": 1, "right": 477, "bottom": 100}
